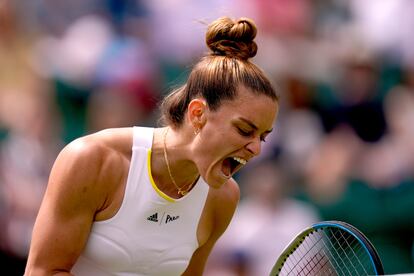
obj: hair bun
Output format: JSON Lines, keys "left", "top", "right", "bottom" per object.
{"left": 206, "top": 17, "right": 258, "bottom": 60}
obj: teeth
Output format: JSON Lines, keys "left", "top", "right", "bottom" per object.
{"left": 233, "top": 157, "right": 247, "bottom": 165}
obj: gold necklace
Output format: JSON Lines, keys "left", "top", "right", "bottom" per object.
{"left": 162, "top": 127, "right": 195, "bottom": 196}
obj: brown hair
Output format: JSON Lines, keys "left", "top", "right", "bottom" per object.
{"left": 161, "top": 17, "right": 278, "bottom": 128}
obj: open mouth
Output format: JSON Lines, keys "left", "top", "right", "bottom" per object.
{"left": 221, "top": 157, "right": 247, "bottom": 178}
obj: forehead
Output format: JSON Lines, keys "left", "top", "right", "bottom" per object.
{"left": 214, "top": 86, "right": 278, "bottom": 128}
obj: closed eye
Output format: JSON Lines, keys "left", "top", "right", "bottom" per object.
{"left": 238, "top": 127, "right": 268, "bottom": 142}
{"left": 237, "top": 127, "right": 253, "bottom": 137}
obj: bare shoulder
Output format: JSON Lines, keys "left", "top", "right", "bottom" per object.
{"left": 77, "top": 127, "right": 134, "bottom": 157}
{"left": 208, "top": 178, "right": 240, "bottom": 232}
{"left": 63, "top": 127, "right": 133, "bottom": 174}
{"left": 51, "top": 127, "right": 134, "bottom": 209}
{"left": 210, "top": 178, "right": 240, "bottom": 207}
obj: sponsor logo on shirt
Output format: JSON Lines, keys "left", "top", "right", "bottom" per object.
{"left": 147, "top": 212, "right": 180, "bottom": 225}
{"left": 165, "top": 214, "right": 179, "bottom": 224}
{"left": 147, "top": 213, "right": 158, "bottom": 222}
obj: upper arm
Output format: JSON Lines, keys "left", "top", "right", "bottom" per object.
{"left": 182, "top": 179, "right": 240, "bottom": 276}
{"left": 25, "top": 138, "right": 114, "bottom": 275}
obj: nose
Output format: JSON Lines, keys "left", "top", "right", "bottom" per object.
{"left": 245, "top": 137, "right": 261, "bottom": 156}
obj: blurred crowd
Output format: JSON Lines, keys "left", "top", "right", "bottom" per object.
{"left": 0, "top": 0, "right": 414, "bottom": 275}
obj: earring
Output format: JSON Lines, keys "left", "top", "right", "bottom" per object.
{"left": 194, "top": 128, "right": 200, "bottom": 135}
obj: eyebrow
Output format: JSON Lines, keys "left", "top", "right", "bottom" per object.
{"left": 238, "top": 118, "right": 273, "bottom": 134}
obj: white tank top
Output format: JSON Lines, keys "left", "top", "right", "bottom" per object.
{"left": 71, "top": 127, "right": 209, "bottom": 276}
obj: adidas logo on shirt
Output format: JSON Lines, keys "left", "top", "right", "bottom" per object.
{"left": 147, "top": 213, "right": 158, "bottom": 222}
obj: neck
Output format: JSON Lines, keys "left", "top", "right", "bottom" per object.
{"left": 152, "top": 127, "right": 199, "bottom": 197}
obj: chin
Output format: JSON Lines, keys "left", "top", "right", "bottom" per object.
{"left": 205, "top": 174, "right": 230, "bottom": 189}
{"left": 202, "top": 165, "right": 231, "bottom": 188}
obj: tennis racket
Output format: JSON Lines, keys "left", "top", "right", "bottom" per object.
{"left": 270, "top": 220, "right": 384, "bottom": 276}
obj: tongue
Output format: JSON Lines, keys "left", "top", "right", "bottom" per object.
{"left": 222, "top": 158, "right": 232, "bottom": 177}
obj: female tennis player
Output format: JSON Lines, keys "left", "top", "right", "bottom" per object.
{"left": 24, "top": 16, "right": 279, "bottom": 276}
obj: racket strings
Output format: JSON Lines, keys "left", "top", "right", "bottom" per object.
{"left": 284, "top": 233, "right": 335, "bottom": 275}
{"left": 321, "top": 228, "right": 371, "bottom": 275}
{"left": 322, "top": 228, "right": 364, "bottom": 275}
{"left": 322, "top": 229, "right": 357, "bottom": 275}
{"left": 280, "top": 227, "right": 375, "bottom": 276}
{"left": 335, "top": 228, "right": 371, "bottom": 275}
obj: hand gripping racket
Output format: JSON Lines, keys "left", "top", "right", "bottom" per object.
{"left": 270, "top": 220, "right": 384, "bottom": 276}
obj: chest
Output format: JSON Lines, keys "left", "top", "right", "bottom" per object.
{"left": 81, "top": 200, "right": 201, "bottom": 274}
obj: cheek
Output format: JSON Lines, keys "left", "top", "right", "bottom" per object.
{"left": 198, "top": 136, "right": 225, "bottom": 157}
{"left": 199, "top": 135, "right": 245, "bottom": 166}
{"left": 201, "top": 128, "right": 238, "bottom": 152}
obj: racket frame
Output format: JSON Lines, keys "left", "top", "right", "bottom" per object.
{"left": 269, "top": 220, "right": 384, "bottom": 276}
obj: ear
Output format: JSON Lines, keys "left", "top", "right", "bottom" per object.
{"left": 187, "top": 98, "right": 207, "bottom": 131}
